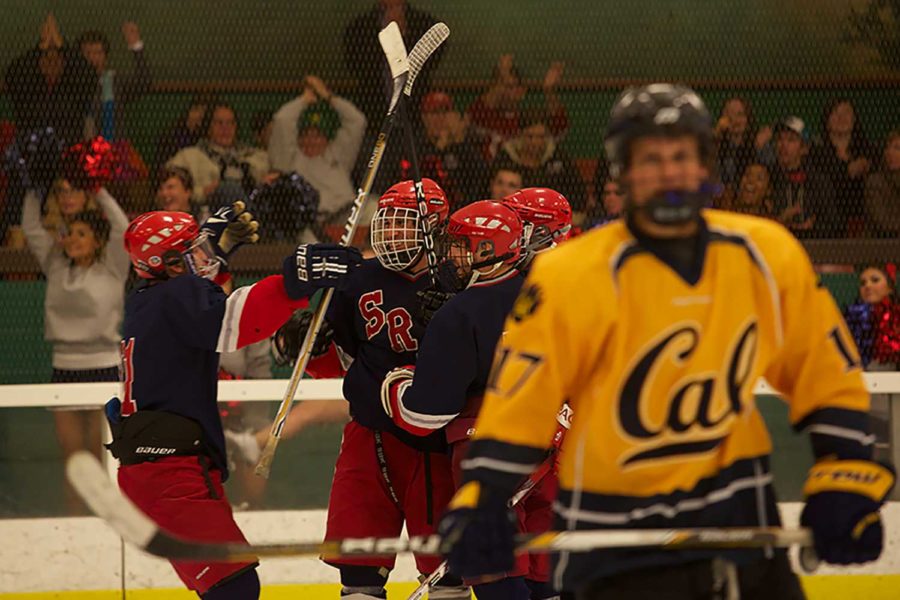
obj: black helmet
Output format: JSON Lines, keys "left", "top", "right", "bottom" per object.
{"left": 604, "top": 84, "right": 714, "bottom": 226}
{"left": 604, "top": 83, "right": 713, "bottom": 178}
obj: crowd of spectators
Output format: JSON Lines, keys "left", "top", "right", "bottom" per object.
{"left": 2, "top": 5, "right": 897, "bottom": 255}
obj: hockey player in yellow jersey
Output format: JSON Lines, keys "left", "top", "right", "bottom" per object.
{"left": 437, "top": 84, "right": 894, "bottom": 600}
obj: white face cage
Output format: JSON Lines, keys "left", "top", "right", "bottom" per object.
{"left": 371, "top": 206, "right": 424, "bottom": 271}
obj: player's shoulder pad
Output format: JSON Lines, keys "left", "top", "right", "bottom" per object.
{"left": 530, "top": 222, "right": 628, "bottom": 289}
{"left": 331, "top": 256, "right": 377, "bottom": 293}
{"left": 165, "top": 273, "right": 227, "bottom": 302}
{"left": 703, "top": 209, "right": 810, "bottom": 279}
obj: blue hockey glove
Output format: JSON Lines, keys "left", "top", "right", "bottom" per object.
{"left": 282, "top": 243, "right": 363, "bottom": 299}
{"left": 104, "top": 397, "right": 122, "bottom": 425}
{"left": 439, "top": 481, "right": 518, "bottom": 578}
{"left": 801, "top": 459, "right": 894, "bottom": 564}
{"left": 200, "top": 200, "right": 260, "bottom": 264}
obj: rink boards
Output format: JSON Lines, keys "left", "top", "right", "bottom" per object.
{"left": 3, "top": 503, "right": 900, "bottom": 599}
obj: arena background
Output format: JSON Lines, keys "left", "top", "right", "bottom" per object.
{"left": 0, "top": 1, "right": 898, "bottom": 596}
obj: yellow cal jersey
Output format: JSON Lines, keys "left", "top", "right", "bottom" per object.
{"left": 463, "top": 209, "right": 868, "bottom": 587}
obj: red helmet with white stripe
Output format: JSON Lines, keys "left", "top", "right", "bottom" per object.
{"left": 439, "top": 200, "right": 523, "bottom": 290}
{"left": 124, "top": 211, "right": 218, "bottom": 280}
{"left": 370, "top": 178, "right": 449, "bottom": 272}
{"left": 503, "top": 187, "right": 573, "bottom": 252}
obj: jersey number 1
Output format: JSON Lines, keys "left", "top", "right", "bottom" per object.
{"left": 120, "top": 338, "right": 137, "bottom": 416}
{"left": 829, "top": 327, "right": 861, "bottom": 372}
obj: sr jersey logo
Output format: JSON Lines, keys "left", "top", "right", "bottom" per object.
{"left": 358, "top": 290, "right": 417, "bottom": 353}
{"left": 617, "top": 320, "right": 758, "bottom": 468}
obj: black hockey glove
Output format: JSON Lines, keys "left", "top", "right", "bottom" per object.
{"left": 415, "top": 287, "right": 455, "bottom": 327}
{"left": 801, "top": 459, "right": 894, "bottom": 564}
{"left": 272, "top": 310, "right": 335, "bottom": 367}
{"left": 200, "top": 200, "right": 260, "bottom": 264}
{"left": 282, "top": 243, "right": 362, "bottom": 299}
{"left": 439, "top": 481, "right": 517, "bottom": 578}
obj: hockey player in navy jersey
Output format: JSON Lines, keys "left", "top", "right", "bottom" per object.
{"left": 501, "top": 187, "right": 574, "bottom": 600}
{"left": 277, "top": 178, "right": 468, "bottom": 599}
{"left": 380, "top": 200, "right": 536, "bottom": 599}
{"left": 503, "top": 187, "right": 573, "bottom": 270}
{"left": 107, "top": 205, "right": 361, "bottom": 599}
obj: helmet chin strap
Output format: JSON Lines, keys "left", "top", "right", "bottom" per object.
{"left": 625, "top": 183, "right": 717, "bottom": 227}
{"left": 466, "top": 261, "right": 504, "bottom": 288}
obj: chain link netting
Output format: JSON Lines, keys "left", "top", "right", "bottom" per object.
{"left": 0, "top": 1, "right": 898, "bottom": 515}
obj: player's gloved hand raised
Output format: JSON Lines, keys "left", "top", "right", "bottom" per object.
{"left": 200, "top": 201, "right": 260, "bottom": 264}
{"left": 801, "top": 458, "right": 894, "bottom": 564}
{"left": 282, "top": 243, "right": 362, "bottom": 299}
{"left": 415, "top": 287, "right": 454, "bottom": 327}
{"left": 272, "top": 310, "right": 334, "bottom": 366}
{"left": 439, "top": 481, "right": 518, "bottom": 578}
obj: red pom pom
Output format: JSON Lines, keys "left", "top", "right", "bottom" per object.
{"left": 873, "top": 299, "right": 900, "bottom": 364}
{"left": 61, "top": 136, "right": 119, "bottom": 191}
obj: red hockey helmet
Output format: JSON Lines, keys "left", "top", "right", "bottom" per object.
{"left": 503, "top": 187, "right": 573, "bottom": 252}
{"left": 440, "top": 200, "right": 523, "bottom": 290}
{"left": 124, "top": 211, "right": 218, "bottom": 280}
{"left": 370, "top": 178, "right": 449, "bottom": 272}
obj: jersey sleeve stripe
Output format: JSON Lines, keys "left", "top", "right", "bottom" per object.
{"left": 805, "top": 424, "right": 875, "bottom": 446}
{"left": 460, "top": 456, "right": 537, "bottom": 475}
{"left": 397, "top": 394, "right": 459, "bottom": 430}
{"left": 794, "top": 406, "right": 870, "bottom": 433}
{"left": 554, "top": 456, "right": 774, "bottom": 525}
{"left": 794, "top": 406, "right": 874, "bottom": 460}
{"left": 215, "top": 284, "right": 253, "bottom": 353}
{"left": 554, "top": 471, "right": 774, "bottom": 526}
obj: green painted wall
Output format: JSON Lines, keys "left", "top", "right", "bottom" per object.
{"left": 0, "top": 0, "right": 893, "bottom": 81}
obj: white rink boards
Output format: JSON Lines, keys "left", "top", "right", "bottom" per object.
{"left": 2, "top": 504, "right": 900, "bottom": 598}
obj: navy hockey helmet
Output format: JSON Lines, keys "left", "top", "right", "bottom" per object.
{"left": 604, "top": 83, "right": 714, "bottom": 177}
{"left": 603, "top": 83, "right": 715, "bottom": 225}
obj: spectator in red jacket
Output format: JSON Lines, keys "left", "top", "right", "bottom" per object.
{"left": 467, "top": 54, "right": 568, "bottom": 161}
{"left": 491, "top": 108, "right": 585, "bottom": 213}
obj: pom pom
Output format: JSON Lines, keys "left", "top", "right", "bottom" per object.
{"left": 873, "top": 299, "right": 900, "bottom": 365}
{"left": 844, "top": 302, "right": 875, "bottom": 367}
{"left": 61, "top": 136, "right": 119, "bottom": 191}
{"left": 247, "top": 172, "right": 321, "bottom": 242}
{"left": 3, "top": 127, "right": 64, "bottom": 191}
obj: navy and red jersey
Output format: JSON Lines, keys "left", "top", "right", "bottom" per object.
{"left": 326, "top": 258, "right": 446, "bottom": 452}
{"left": 120, "top": 274, "right": 307, "bottom": 475}
{"left": 391, "top": 270, "right": 525, "bottom": 444}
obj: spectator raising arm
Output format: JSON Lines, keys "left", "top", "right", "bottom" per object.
{"left": 116, "top": 22, "right": 152, "bottom": 104}
{"left": 21, "top": 190, "right": 56, "bottom": 271}
{"left": 268, "top": 87, "right": 317, "bottom": 173}
{"left": 94, "top": 187, "right": 131, "bottom": 276}
{"left": 328, "top": 95, "right": 367, "bottom": 173}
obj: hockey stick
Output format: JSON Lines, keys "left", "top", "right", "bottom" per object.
{"left": 254, "top": 22, "right": 447, "bottom": 478}
{"left": 407, "top": 452, "right": 556, "bottom": 600}
{"left": 398, "top": 23, "right": 451, "bottom": 287}
{"left": 69, "top": 450, "right": 817, "bottom": 567}
{"left": 408, "top": 405, "right": 571, "bottom": 599}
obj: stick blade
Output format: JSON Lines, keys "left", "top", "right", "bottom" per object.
{"left": 378, "top": 21, "right": 409, "bottom": 79}
{"left": 404, "top": 22, "right": 450, "bottom": 96}
{"left": 66, "top": 451, "right": 158, "bottom": 549}
{"left": 254, "top": 433, "right": 278, "bottom": 478}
